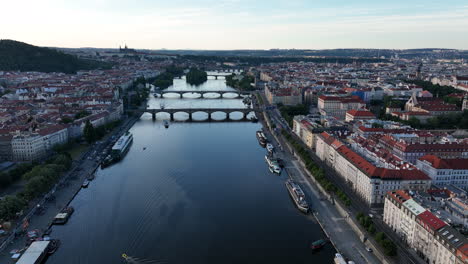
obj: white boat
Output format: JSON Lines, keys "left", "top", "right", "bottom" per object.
{"left": 266, "top": 143, "right": 274, "bottom": 153}
{"left": 111, "top": 132, "right": 133, "bottom": 160}
{"left": 265, "top": 155, "right": 281, "bottom": 174}
{"left": 334, "top": 253, "right": 347, "bottom": 264}
{"left": 285, "top": 179, "right": 309, "bottom": 213}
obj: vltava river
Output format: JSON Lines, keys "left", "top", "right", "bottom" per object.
{"left": 47, "top": 76, "right": 334, "bottom": 264}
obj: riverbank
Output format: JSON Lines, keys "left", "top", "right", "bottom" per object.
{"left": 0, "top": 116, "right": 139, "bottom": 262}
{"left": 254, "top": 91, "right": 381, "bottom": 264}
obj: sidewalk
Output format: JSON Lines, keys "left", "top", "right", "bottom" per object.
{"left": 264, "top": 127, "right": 380, "bottom": 264}
{"left": 0, "top": 117, "right": 138, "bottom": 263}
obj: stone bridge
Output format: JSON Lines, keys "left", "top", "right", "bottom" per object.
{"left": 154, "top": 90, "right": 252, "bottom": 99}
{"left": 144, "top": 107, "right": 261, "bottom": 121}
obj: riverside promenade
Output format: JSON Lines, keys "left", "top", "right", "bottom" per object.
{"left": 0, "top": 117, "right": 138, "bottom": 263}
{"left": 253, "top": 92, "right": 381, "bottom": 264}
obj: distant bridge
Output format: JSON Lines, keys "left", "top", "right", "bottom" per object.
{"left": 154, "top": 90, "right": 252, "bottom": 99}
{"left": 144, "top": 107, "right": 261, "bottom": 121}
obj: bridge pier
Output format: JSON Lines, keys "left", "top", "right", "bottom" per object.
{"left": 170, "top": 113, "right": 174, "bottom": 121}
{"left": 179, "top": 93, "right": 183, "bottom": 98}
{"left": 188, "top": 112, "right": 192, "bottom": 121}
{"left": 200, "top": 93, "right": 204, "bottom": 98}
{"left": 152, "top": 112, "right": 156, "bottom": 120}
{"left": 215, "top": 76, "right": 218, "bottom": 80}
{"left": 208, "top": 112, "right": 212, "bottom": 122}
{"left": 242, "top": 112, "right": 248, "bottom": 121}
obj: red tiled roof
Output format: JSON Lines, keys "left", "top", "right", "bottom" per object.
{"left": 334, "top": 142, "right": 430, "bottom": 180}
{"left": 417, "top": 211, "right": 446, "bottom": 231}
{"left": 419, "top": 155, "right": 468, "bottom": 170}
{"left": 347, "top": 109, "right": 375, "bottom": 117}
{"left": 387, "top": 190, "right": 412, "bottom": 204}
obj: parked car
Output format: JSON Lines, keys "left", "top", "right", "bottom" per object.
{"left": 365, "top": 247, "right": 373, "bottom": 252}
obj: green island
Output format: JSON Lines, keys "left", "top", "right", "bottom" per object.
{"left": 186, "top": 68, "right": 208, "bottom": 85}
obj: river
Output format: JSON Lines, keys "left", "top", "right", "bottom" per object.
{"left": 46, "top": 75, "right": 335, "bottom": 264}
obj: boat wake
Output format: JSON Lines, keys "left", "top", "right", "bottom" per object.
{"left": 122, "top": 253, "right": 166, "bottom": 264}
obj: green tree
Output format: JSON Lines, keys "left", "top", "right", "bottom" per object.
{"left": 186, "top": 68, "right": 208, "bottom": 85}
{"left": 0, "top": 195, "right": 26, "bottom": 220}
{"left": 83, "top": 120, "right": 96, "bottom": 143}
{"left": 375, "top": 232, "right": 386, "bottom": 243}
{"left": 382, "top": 239, "right": 397, "bottom": 256}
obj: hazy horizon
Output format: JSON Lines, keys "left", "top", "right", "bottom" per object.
{"left": 3, "top": 0, "right": 468, "bottom": 50}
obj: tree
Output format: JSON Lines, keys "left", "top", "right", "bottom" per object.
{"left": 0, "top": 195, "right": 26, "bottom": 220}
{"left": 375, "top": 232, "right": 386, "bottom": 243}
{"left": 83, "top": 120, "right": 96, "bottom": 143}
{"left": 382, "top": 239, "right": 397, "bottom": 256}
{"left": 186, "top": 68, "right": 208, "bottom": 85}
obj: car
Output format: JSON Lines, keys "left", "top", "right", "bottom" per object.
{"left": 365, "top": 247, "right": 373, "bottom": 252}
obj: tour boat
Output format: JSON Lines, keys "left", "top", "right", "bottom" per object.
{"left": 285, "top": 179, "right": 309, "bottom": 213}
{"left": 111, "top": 132, "right": 133, "bottom": 160}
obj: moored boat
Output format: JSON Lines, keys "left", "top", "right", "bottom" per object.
{"left": 256, "top": 130, "right": 267, "bottom": 147}
{"left": 52, "top": 206, "right": 74, "bottom": 225}
{"left": 111, "top": 132, "right": 133, "bottom": 161}
{"left": 310, "top": 239, "right": 327, "bottom": 250}
{"left": 265, "top": 155, "right": 281, "bottom": 174}
{"left": 266, "top": 143, "right": 274, "bottom": 153}
{"left": 285, "top": 179, "right": 309, "bottom": 213}
{"left": 82, "top": 180, "right": 90, "bottom": 188}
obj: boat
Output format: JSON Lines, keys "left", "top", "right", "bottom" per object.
{"left": 52, "top": 206, "right": 74, "bottom": 225}
{"left": 334, "top": 253, "right": 347, "bottom": 264}
{"left": 285, "top": 179, "right": 309, "bottom": 213}
{"left": 101, "top": 155, "right": 114, "bottom": 168}
{"left": 310, "top": 239, "right": 327, "bottom": 250}
{"left": 268, "top": 164, "right": 281, "bottom": 174}
{"left": 164, "top": 120, "right": 170, "bottom": 128}
{"left": 15, "top": 241, "right": 50, "bottom": 264}
{"left": 266, "top": 143, "right": 274, "bottom": 153}
{"left": 250, "top": 117, "right": 258, "bottom": 123}
{"left": 265, "top": 155, "right": 281, "bottom": 174}
{"left": 143, "top": 147, "right": 147, "bottom": 150}
{"left": 47, "top": 239, "right": 60, "bottom": 255}
{"left": 111, "top": 132, "right": 133, "bottom": 161}
{"left": 82, "top": 180, "right": 90, "bottom": 188}
{"left": 256, "top": 130, "right": 267, "bottom": 147}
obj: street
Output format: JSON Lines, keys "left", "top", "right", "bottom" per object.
{"left": 262, "top": 127, "right": 380, "bottom": 264}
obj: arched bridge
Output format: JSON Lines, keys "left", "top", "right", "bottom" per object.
{"left": 145, "top": 107, "right": 261, "bottom": 121}
{"left": 154, "top": 90, "right": 251, "bottom": 99}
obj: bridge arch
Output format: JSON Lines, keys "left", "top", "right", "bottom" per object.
{"left": 210, "top": 111, "right": 228, "bottom": 121}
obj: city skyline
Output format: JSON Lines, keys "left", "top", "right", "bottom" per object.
{"left": 2, "top": 0, "right": 468, "bottom": 50}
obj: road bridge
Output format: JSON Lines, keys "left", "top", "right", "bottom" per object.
{"left": 144, "top": 107, "right": 261, "bottom": 121}
{"left": 154, "top": 90, "right": 252, "bottom": 99}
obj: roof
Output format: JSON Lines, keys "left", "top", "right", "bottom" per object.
{"left": 387, "top": 190, "right": 412, "bottom": 204}
{"left": 417, "top": 211, "right": 446, "bottom": 231}
{"left": 346, "top": 109, "right": 375, "bottom": 117}
{"left": 418, "top": 155, "right": 468, "bottom": 170}
{"left": 16, "top": 241, "right": 50, "bottom": 264}
{"left": 402, "top": 199, "right": 426, "bottom": 216}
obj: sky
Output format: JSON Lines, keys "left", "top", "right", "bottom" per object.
{"left": 1, "top": 0, "right": 468, "bottom": 50}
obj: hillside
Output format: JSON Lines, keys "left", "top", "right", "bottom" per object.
{"left": 0, "top": 39, "right": 111, "bottom": 74}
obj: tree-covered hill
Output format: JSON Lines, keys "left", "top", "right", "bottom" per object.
{"left": 0, "top": 39, "right": 112, "bottom": 74}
